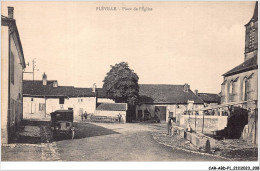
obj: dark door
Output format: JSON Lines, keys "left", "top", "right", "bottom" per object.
{"left": 155, "top": 106, "right": 166, "bottom": 121}
{"left": 137, "top": 110, "right": 143, "bottom": 120}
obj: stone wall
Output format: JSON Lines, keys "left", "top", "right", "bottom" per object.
{"left": 221, "top": 69, "right": 258, "bottom": 103}
{"left": 94, "top": 110, "right": 126, "bottom": 123}
{"left": 241, "top": 109, "right": 258, "bottom": 144}
{"left": 179, "top": 115, "right": 228, "bottom": 134}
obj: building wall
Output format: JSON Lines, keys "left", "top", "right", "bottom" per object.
{"left": 1, "top": 26, "right": 24, "bottom": 144}
{"left": 179, "top": 115, "right": 228, "bottom": 133}
{"left": 136, "top": 103, "right": 204, "bottom": 122}
{"left": 23, "top": 97, "right": 46, "bottom": 119}
{"left": 23, "top": 96, "right": 96, "bottom": 121}
{"left": 97, "top": 98, "right": 115, "bottom": 103}
{"left": 1, "top": 26, "right": 9, "bottom": 144}
{"left": 9, "top": 31, "right": 24, "bottom": 140}
{"left": 94, "top": 110, "right": 126, "bottom": 123}
{"left": 221, "top": 69, "right": 258, "bottom": 106}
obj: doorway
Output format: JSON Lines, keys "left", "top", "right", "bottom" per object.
{"left": 155, "top": 106, "right": 166, "bottom": 121}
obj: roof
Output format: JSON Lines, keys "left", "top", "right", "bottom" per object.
{"left": 23, "top": 80, "right": 95, "bottom": 97}
{"left": 245, "top": 2, "right": 258, "bottom": 26}
{"left": 222, "top": 55, "right": 258, "bottom": 77}
{"left": 197, "top": 93, "right": 221, "bottom": 104}
{"left": 96, "top": 88, "right": 109, "bottom": 98}
{"left": 1, "top": 15, "right": 26, "bottom": 68}
{"left": 96, "top": 103, "right": 127, "bottom": 111}
{"left": 138, "top": 84, "right": 204, "bottom": 104}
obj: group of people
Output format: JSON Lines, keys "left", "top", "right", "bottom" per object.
{"left": 81, "top": 111, "right": 88, "bottom": 121}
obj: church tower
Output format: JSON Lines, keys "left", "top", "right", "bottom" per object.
{"left": 244, "top": 2, "right": 258, "bottom": 61}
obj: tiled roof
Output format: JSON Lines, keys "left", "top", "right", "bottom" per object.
{"left": 23, "top": 80, "right": 95, "bottom": 97}
{"left": 96, "top": 88, "right": 109, "bottom": 98}
{"left": 138, "top": 84, "right": 204, "bottom": 104}
{"left": 96, "top": 103, "right": 127, "bottom": 111}
{"left": 197, "top": 93, "right": 221, "bottom": 104}
{"left": 222, "top": 55, "right": 258, "bottom": 77}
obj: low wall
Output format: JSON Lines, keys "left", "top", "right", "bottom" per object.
{"left": 173, "top": 126, "right": 216, "bottom": 152}
{"left": 93, "top": 110, "right": 126, "bottom": 123}
{"left": 179, "top": 115, "right": 228, "bottom": 133}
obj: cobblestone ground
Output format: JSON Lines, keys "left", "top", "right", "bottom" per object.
{"left": 214, "top": 139, "right": 258, "bottom": 161}
{"left": 1, "top": 122, "right": 60, "bottom": 161}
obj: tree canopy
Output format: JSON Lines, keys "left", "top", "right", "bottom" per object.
{"left": 102, "top": 62, "right": 139, "bottom": 105}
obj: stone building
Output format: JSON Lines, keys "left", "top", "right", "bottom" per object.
{"left": 1, "top": 7, "right": 26, "bottom": 144}
{"left": 136, "top": 84, "right": 204, "bottom": 122}
{"left": 221, "top": 2, "right": 258, "bottom": 105}
{"left": 220, "top": 2, "right": 258, "bottom": 144}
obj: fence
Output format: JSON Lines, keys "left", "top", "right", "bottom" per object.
{"left": 177, "top": 100, "right": 258, "bottom": 144}
{"left": 90, "top": 115, "right": 120, "bottom": 123}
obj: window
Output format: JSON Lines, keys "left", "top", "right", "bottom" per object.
{"left": 169, "top": 112, "right": 173, "bottom": 117}
{"left": 10, "top": 52, "right": 14, "bottom": 84}
{"left": 229, "top": 81, "right": 233, "bottom": 95}
{"left": 242, "top": 76, "right": 252, "bottom": 101}
{"left": 39, "top": 103, "right": 45, "bottom": 111}
{"left": 59, "top": 97, "right": 64, "bottom": 104}
{"left": 229, "top": 78, "right": 238, "bottom": 102}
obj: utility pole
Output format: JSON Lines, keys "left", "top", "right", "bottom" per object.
{"left": 23, "top": 58, "right": 39, "bottom": 80}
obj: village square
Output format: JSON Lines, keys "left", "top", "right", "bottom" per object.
{"left": 1, "top": 1, "right": 259, "bottom": 166}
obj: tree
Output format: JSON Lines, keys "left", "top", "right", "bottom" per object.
{"left": 103, "top": 62, "right": 139, "bottom": 121}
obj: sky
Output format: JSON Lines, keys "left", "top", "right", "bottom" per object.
{"left": 1, "top": 1, "right": 256, "bottom": 93}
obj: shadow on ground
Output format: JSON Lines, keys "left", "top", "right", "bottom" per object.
{"left": 13, "top": 120, "right": 120, "bottom": 143}
{"left": 73, "top": 122, "right": 120, "bottom": 139}
{"left": 21, "top": 119, "right": 51, "bottom": 127}
{"left": 50, "top": 122, "right": 120, "bottom": 142}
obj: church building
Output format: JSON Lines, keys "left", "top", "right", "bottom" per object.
{"left": 221, "top": 2, "right": 258, "bottom": 106}
{"left": 220, "top": 2, "right": 258, "bottom": 144}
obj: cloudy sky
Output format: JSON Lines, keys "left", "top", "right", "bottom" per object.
{"left": 1, "top": 1, "right": 256, "bottom": 93}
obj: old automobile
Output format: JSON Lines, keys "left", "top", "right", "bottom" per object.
{"left": 50, "top": 109, "right": 75, "bottom": 139}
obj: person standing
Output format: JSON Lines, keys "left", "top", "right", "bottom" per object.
{"left": 81, "top": 112, "right": 84, "bottom": 121}
{"left": 167, "top": 117, "right": 173, "bottom": 135}
{"left": 118, "top": 113, "right": 122, "bottom": 123}
{"left": 84, "top": 111, "right": 87, "bottom": 120}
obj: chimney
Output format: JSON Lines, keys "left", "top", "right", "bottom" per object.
{"left": 42, "top": 72, "right": 47, "bottom": 86}
{"left": 195, "top": 89, "right": 198, "bottom": 95}
{"left": 184, "top": 83, "right": 190, "bottom": 92}
{"left": 8, "top": 7, "right": 14, "bottom": 19}
{"left": 92, "top": 83, "right": 96, "bottom": 93}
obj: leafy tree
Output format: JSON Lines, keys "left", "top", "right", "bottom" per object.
{"left": 103, "top": 62, "right": 139, "bottom": 106}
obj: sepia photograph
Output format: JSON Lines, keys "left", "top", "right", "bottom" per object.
{"left": 1, "top": 0, "right": 259, "bottom": 170}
